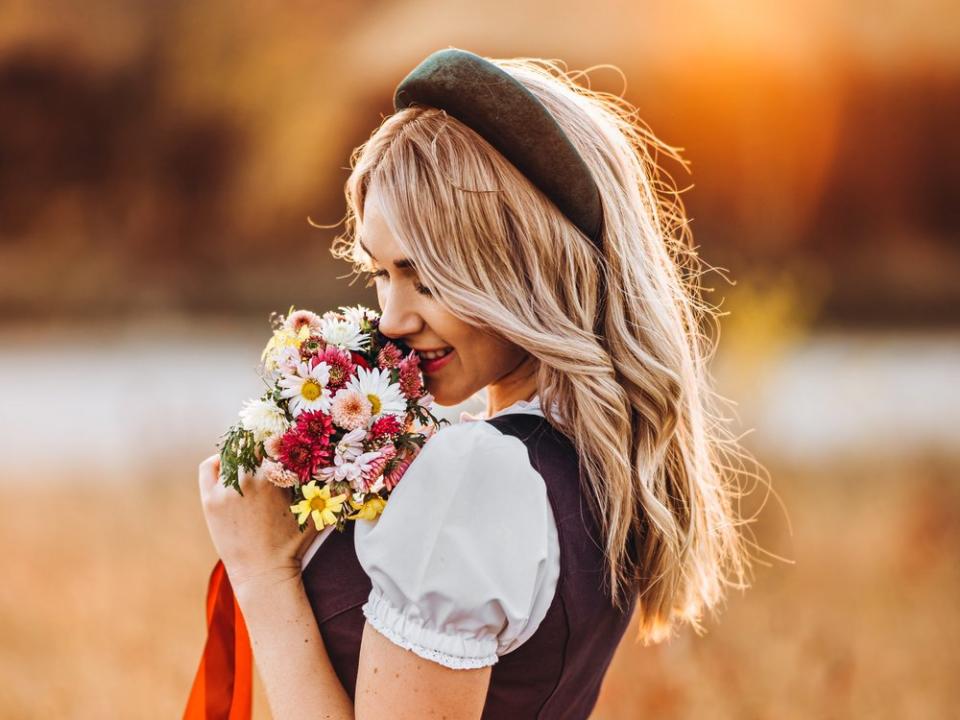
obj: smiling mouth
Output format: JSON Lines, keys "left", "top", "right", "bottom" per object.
{"left": 418, "top": 347, "right": 456, "bottom": 373}
{"left": 416, "top": 347, "right": 454, "bottom": 361}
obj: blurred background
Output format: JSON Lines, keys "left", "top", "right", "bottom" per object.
{"left": 1, "top": 1, "right": 958, "bottom": 718}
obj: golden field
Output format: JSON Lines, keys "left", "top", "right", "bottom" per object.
{"left": 2, "top": 452, "right": 957, "bottom": 718}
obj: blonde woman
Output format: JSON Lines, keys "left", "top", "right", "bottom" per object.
{"left": 198, "top": 47, "right": 754, "bottom": 719}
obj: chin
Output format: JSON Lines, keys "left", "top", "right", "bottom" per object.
{"left": 424, "top": 382, "right": 468, "bottom": 409}
{"left": 426, "top": 388, "right": 454, "bottom": 407}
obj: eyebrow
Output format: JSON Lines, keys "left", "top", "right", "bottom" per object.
{"left": 359, "top": 239, "right": 416, "bottom": 270}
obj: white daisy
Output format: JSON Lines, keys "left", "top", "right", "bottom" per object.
{"left": 238, "top": 397, "right": 290, "bottom": 442}
{"left": 278, "top": 360, "right": 332, "bottom": 417}
{"left": 338, "top": 304, "right": 380, "bottom": 324}
{"left": 319, "top": 315, "right": 368, "bottom": 351}
{"left": 345, "top": 366, "right": 406, "bottom": 418}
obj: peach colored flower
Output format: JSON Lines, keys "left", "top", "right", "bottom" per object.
{"left": 284, "top": 309, "right": 323, "bottom": 334}
{"left": 330, "top": 388, "right": 373, "bottom": 431}
{"left": 255, "top": 459, "right": 298, "bottom": 488}
{"left": 263, "top": 434, "right": 284, "bottom": 460}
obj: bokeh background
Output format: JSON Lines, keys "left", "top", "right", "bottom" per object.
{"left": 1, "top": 1, "right": 958, "bottom": 718}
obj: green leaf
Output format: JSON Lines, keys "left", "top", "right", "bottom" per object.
{"left": 217, "top": 423, "right": 259, "bottom": 496}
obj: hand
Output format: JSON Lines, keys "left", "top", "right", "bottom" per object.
{"left": 198, "top": 454, "right": 320, "bottom": 593}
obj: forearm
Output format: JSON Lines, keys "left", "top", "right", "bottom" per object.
{"left": 234, "top": 571, "right": 354, "bottom": 720}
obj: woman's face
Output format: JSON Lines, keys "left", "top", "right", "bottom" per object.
{"left": 359, "top": 185, "right": 532, "bottom": 407}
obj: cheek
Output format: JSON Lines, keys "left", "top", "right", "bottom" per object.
{"left": 459, "top": 334, "right": 517, "bottom": 372}
{"left": 423, "top": 311, "right": 468, "bottom": 347}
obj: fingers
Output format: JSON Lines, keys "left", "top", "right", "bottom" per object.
{"left": 238, "top": 465, "right": 256, "bottom": 494}
{"left": 198, "top": 454, "right": 221, "bottom": 493}
{"left": 199, "top": 450, "right": 288, "bottom": 499}
{"left": 237, "top": 464, "right": 286, "bottom": 496}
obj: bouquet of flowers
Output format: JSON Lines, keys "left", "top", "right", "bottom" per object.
{"left": 217, "top": 304, "right": 448, "bottom": 532}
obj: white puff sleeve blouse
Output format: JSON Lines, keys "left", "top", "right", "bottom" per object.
{"left": 352, "top": 411, "right": 561, "bottom": 670}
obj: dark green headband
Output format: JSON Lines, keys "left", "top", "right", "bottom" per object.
{"left": 393, "top": 47, "right": 604, "bottom": 249}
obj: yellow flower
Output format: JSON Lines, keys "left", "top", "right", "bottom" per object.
{"left": 290, "top": 481, "right": 348, "bottom": 530}
{"left": 345, "top": 495, "right": 387, "bottom": 521}
{"left": 261, "top": 325, "right": 312, "bottom": 369}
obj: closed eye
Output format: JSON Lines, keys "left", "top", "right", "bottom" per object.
{"left": 363, "top": 269, "right": 433, "bottom": 297}
{"left": 363, "top": 268, "right": 389, "bottom": 287}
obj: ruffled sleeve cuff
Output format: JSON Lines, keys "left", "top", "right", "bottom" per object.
{"left": 362, "top": 585, "right": 500, "bottom": 670}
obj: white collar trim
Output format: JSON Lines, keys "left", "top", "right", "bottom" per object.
{"left": 459, "top": 394, "right": 549, "bottom": 424}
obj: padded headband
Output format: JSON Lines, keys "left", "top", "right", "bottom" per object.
{"left": 393, "top": 47, "right": 604, "bottom": 249}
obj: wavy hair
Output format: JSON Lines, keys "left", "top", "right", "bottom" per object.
{"left": 328, "top": 54, "right": 760, "bottom": 644}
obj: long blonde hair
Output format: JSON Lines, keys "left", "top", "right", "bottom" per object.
{"left": 329, "top": 54, "right": 757, "bottom": 644}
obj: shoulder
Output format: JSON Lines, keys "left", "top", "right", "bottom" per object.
{"left": 356, "top": 418, "right": 550, "bottom": 560}
{"left": 353, "top": 419, "right": 559, "bottom": 669}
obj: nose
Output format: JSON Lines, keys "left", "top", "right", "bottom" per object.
{"left": 375, "top": 292, "right": 423, "bottom": 343}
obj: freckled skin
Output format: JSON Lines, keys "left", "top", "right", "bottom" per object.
{"left": 362, "top": 181, "right": 538, "bottom": 413}
{"left": 356, "top": 620, "right": 493, "bottom": 717}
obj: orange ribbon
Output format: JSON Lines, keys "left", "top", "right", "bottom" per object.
{"left": 183, "top": 560, "right": 253, "bottom": 720}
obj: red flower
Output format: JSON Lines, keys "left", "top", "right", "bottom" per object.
{"left": 369, "top": 414, "right": 403, "bottom": 442}
{"left": 295, "top": 410, "right": 335, "bottom": 446}
{"left": 351, "top": 351, "right": 372, "bottom": 370}
{"left": 277, "top": 428, "right": 331, "bottom": 482}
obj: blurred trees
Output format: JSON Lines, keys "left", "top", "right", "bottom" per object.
{"left": 0, "top": 0, "right": 956, "bottom": 326}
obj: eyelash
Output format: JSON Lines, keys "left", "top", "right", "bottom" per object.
{"left": 363, "top": 269, "right": 433, "bottom": 297}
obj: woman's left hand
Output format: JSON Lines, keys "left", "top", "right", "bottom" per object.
{"left": 198, "top": 454, "right": 320, "bottom": 591}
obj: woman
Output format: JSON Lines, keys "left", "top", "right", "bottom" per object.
{"left": 198, "top": 48, "right": 753, "bottom": 719}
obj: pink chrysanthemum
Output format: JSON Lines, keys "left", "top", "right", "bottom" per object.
{"left": 255, "top": 459, "right": 298, "bottom": 488}
{"left": 284, "top": 309, "right": 323, "bottom": 334}
{"left": 330, "top": 388, "right": 373, "bottom": 431}
{"left": 398, "top": 350, "right": 425, "bottom": 400}
{"left": 377, "top": 342, "right": 403, "bottom": 369}
{"left": 369, "top": 414, "right": 403, "bottom": 443}
{"left": 357, "top": 443, "right": 397, "bottom": 492}
{"left": 277, "top": 428, "right": 331, "bottom": 482}
{"left": 384, "top": 452, "right": 414, "bottom": 491}
{"left": 315, "top": 346, "right": 355, "bottom": 388}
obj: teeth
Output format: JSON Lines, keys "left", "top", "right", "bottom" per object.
{"left": 419, "top": 347, "right": 453, "bottom": 360}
